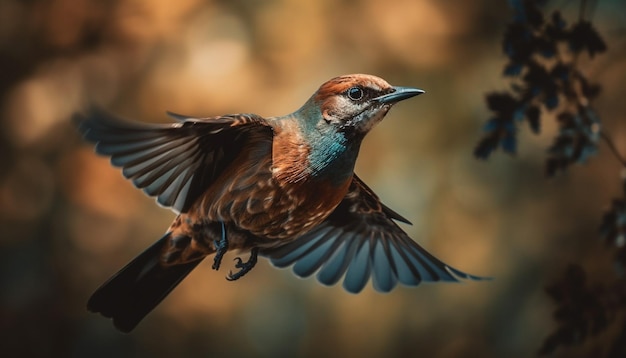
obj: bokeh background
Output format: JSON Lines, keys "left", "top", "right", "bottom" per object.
{"left": 1, "top": 0, "right": 625, "bottom": 357}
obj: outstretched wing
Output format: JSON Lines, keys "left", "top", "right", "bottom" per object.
{"left": 264, "top": 174, "right": 487, "bottom": 293}
{"left": 75, "top": 108, "right": 273, "bottom": 213}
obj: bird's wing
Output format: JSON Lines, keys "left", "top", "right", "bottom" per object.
{"left": 264, "top": 174, "right": 486, "bottom": 293}
{"left": 75, "top": 108, "right": 273, "bottom": 214}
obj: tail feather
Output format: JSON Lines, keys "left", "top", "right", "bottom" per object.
{"left": 87, "top": 233, "right": 203, "bottom": 332}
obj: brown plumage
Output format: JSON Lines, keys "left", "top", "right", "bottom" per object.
{"left": 77, "top": 74, "right": 485, "bottom": 332}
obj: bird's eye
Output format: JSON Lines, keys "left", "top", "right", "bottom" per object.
{"left": 347, "top": 87, "right": 364, "bottom": 101}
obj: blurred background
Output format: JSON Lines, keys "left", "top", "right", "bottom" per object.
{"left": 1, "top": 0, "right": 625, "bottom": 357}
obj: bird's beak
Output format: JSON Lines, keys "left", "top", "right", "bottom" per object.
{"left": 374, "top": 86, "right": 425, "bottom": 104}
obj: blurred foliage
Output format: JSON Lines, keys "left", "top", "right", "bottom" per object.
{"left": 539, "top": 174, "right": 626, "bottom": 356}
{"left": 475, "top": 0, "right": 607, "bottom": 177}
{"left": 475, "top": 0, "right": 626, "bottom": 356}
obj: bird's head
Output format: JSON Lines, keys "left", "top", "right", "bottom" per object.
{"left": 275, "top": 74, "right": 423, "bottom": 184}
{"left": 297, "top": 74, "right": 424, "bottom": 138}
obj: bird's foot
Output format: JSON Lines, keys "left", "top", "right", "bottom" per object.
{"left": 212, "top": 222, "right": 228, "bottom": 270}
{"left": 226, "top": 248, "right": 259, "bottom": 281}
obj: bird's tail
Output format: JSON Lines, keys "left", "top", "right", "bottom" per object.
{"left": 87, "top": 232, "right": 203, "bottom": 332}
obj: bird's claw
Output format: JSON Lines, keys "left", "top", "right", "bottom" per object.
{"left": 226, "top": 248, "right": 259, "bottom": 281}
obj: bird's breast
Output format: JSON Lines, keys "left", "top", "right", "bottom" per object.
{"left": 270, "top": 121, "right": 357, "bottom": 185}
{"left": 193, "top": 131, "right": 352, "bottom": 241}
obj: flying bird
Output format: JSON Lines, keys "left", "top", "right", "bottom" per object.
{"left": 76, "top": 74, "right": 485, "bottom": 332}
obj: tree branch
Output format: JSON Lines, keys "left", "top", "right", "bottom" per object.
{"left": 600, "top": 130, "right": 626, "bottom": 168}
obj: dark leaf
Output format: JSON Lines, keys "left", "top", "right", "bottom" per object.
{"left": 486, "top": 92, "right": 518, "bottom": 117}
{"left": 525, "top": 105, "right": 540, "bottom": 133}
{"left": 569, "top": 21, "right": 607, "bottom": 57}
{"left": 509, "top": 0, "right": 527, "bottom": 21}
{"left": 482, "top": 118, "right": 499, "bottom": 132}
{"left": 525, "top": 1, "right": 544, "bottom": 29}
{"left": 510, "top": 0, "right": 544, "bottom": 24}
{"left": 540, "top": 265, "right": 610, "bottom": 354}
{"left": 544, "top": 94, "right": 559, "bottom": 109}
{"left": 501, "top": 132, "right": 517, "bottom": 154}
{"left": 536, "top": 36, "right": 557, "bottom": 58}
{"left": 510, "top": 83, "right": 525, "bottom": 94}
{"left": 577, "top": 142, "right": 598, "bottom": 163}
{"left": 582, "top": 107, "right": 601, "bottom": 126}
{"left": 579, "top": 75, "right": 602, "bottom": 100}
{"left": 474, "top": 135, "right": 500, "bottom": 159}
{"left": 546, "top": 157, "right": 568, "bottom": 177}
{"left": 557, "top": 111, "right": 574, "bottom": 124}
{"left": 513, "top": 107, "right": 525, "bottom": 122}
{"left": 523, "top": 62, "right": 552, "bottom": 93}
{"left": 503, "top": 61, "right": 524, "bottom": 76}
{"left": 551, "top": 63, "right": 570, "bottom": 83}
{"left": 544, "top": 11, "right": 568, "bottom": 42}
{"left": 600, "top": 196, "right": 626, "bottom": 247}
{"left": 503, "top": 23, "right": 534, "bottom": 60}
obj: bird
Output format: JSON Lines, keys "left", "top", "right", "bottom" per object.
{"left": 76, "top": 74, "right": 485, "bottom": 333}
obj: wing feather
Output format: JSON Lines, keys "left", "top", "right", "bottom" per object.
{"left": 75, "top": 108, "right": 272, "bottom": 213}
{"left": 263, "top": 174, "right": 488, "bottom": 293}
